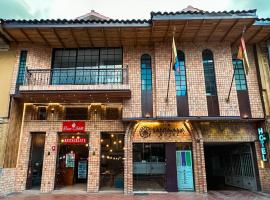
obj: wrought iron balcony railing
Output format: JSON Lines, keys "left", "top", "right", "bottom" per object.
{"left": 23, "top": 67, "right": 129, "bottom": 86}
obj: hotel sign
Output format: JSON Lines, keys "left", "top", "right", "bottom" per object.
{"left": 258, "top": 128, "right": 269, "bottom": 162}
{"left": 62, "top": 121, "right": 85, "bottom": 133}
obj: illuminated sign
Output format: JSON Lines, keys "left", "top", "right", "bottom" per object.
{"left": 62, "top": 121, "right": 85, "bottom": 133}
{"left": 62, "top": 138, "right": 86, "bottom": 144}
{"left": 258, "top": 128, "right": 268, "bottom": 162}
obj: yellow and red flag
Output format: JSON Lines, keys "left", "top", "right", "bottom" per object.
{"left": 237, "top": 36, "right": 250, "bottom": 75}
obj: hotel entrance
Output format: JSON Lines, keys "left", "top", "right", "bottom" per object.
{"left": 55, "top": 133, "right": 89, "bottom": 191}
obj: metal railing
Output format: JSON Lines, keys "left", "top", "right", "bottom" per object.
{"left": 23, "top": 67, "right": 129, "bottom": 86}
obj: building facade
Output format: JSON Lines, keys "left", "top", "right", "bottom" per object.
{"left": 0, "top": 8, "right": 270, "bottom": 195}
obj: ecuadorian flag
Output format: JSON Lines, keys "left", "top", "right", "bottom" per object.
{"left": 172, "top": 37, "right": 180, "bottom": 71}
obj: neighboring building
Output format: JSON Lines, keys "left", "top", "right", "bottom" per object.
{"left": 0, "top": 7, "right": 270, "bottom": 195}
{"left": 0, "top": 22, "right": 18, "bottom": 196}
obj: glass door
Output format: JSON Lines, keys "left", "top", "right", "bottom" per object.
{"left": 133, "top": 143, "right": 166, "bottom": 191}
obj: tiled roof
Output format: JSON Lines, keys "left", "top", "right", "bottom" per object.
{"left": 1, "top": 18, "right": 150, "bottom": 24}
{"left": 151, "top": 9, "right": 257, "bottom": 17}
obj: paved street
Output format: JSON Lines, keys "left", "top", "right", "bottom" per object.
{"left": 2, "top": 190, "right": 270, "bottom": 200}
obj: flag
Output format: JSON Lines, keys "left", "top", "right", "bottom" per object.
{"left": 172, "top": 37, "right": 180, "bottom": 72}
{"left": 237, "top": 36, "right": 250, "bottom": 75}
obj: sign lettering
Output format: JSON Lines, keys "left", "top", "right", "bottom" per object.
{"left": 62, "top": 121, "right": 85, "bottom": 133}
{"left": 258, "top": 128, "right": 268, "bottom": 162}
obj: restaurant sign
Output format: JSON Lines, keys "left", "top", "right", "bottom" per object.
{"left": 62, "top": 138, "right": 86, "bottom": 144}
{"left": 134, "top": 122, "right": 191, "bottom": 142}
{"left": 62, "top": 121, "right": 85, "bottom": 133}
{"left": 258, "top": 128, "right": 269, "bottom": 162}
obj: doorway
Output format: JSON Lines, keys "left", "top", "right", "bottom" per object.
{"left": 55, "top": 133, "right": 89, "bottom": 191}
{"left": 100, "top": 133, "right": 124, "bottom": 191}
{"left": 133, "top": 143, "right": 166, "bottom": 191}
{"left": 204, "top": 143, "right": 258, "bottom": 191}
{"left": 26, "top": 133, "right": 46, "bottom": 190}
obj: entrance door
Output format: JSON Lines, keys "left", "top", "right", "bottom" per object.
{"left": 100, "top": 133, "right": 124, "bottom": 190}
{"left": 133, "top": 143, "right": 166, "bottom": 191}
{"left": 165, "top": 143, "right": 177, "bottom": 192}
{"left": 55, "top": 133, "right": 89, "bottom": 190}
{"left": 176, "top": 150, "right": 194, "bottom": 191}
{"left": 224, "top": 144, "right": 257, "bottom": 190}
{"left": 205, "top": 143, "right": 258, "bottom": 191}
{"left": 26, "top": 133, "right": 46, "bottom": 189}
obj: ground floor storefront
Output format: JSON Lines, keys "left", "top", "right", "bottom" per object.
{"left": 10, "top": 118, "right": 270, "bottom": 195}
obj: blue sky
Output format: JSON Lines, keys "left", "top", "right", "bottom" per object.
{"left": 0, "top": 0, "right": 269, "bottom": 19}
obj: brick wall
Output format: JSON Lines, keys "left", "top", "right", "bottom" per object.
{"left": 15, "top": 105, "right": 125, "bottom": 193}
{"left": 0, "top": 168, "right": 16, "bottom": 197}
{"left": 10, "top": 43, "right": 264, "bottom": 119}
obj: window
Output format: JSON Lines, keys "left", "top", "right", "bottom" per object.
{"left": 141, "top": 54, "right": 152, "bottom": 91}
{"left": 52, "top": 48, "right": 122, "bottom": 85}
{"left": 37, "top": 107, "right": 47, "bottom": 120}
{"left": 141, "top": 54, "right": 153, "bottom": 117}
{"left": 105, "top": 107, "right": 121, "bottom": 120}
{"left": 202, "top": 49, "right": 217, "bottom": 96}
{"left": 174, "top": 50, "right": 187, "bottom": 96}
{"left": 65, "top": 107, "right": 88, "bottom": 120}
{"left": 233, "top": 59, "right": 247, "bottom": 91}
{"left": 16, "top": 50, "right": 28, "bottom": 85}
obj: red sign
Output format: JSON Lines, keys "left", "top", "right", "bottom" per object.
{"left": 63, "top": 138, "right": 86, "bottom": 144}
{"left": 62, "top": 121, "right": 85, "bottom": 133}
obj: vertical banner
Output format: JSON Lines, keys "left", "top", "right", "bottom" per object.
{"left": 176, "top": 150, "right": 194, "bottom": 191}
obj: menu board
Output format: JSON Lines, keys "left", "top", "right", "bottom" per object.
{"left": 78, "top": 160, "right": 87, "bottom": 179}
{"left": 176, "top": 150, "right": 194, "bottom": 191}
{"left": 65, "top": 153, "right": 75, "bottom": 168}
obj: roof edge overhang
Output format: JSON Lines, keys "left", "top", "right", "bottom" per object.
{"left": 2, "top": 22, "right": 151, "bottom": 29}
{"left": 152, "top": 14, "right": 257, "bottom": 21}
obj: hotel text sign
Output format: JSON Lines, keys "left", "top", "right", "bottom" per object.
{"left": 258, "top": 128, "right": 268, "bottom": 162}
{"left": 62, "top": 121, "right": 85, "bottom": 133}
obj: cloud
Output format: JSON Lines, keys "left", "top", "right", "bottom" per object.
{"left": 0, "top": 0, "right": 268, "bottom": 20}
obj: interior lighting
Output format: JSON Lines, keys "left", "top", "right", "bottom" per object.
{"left": 111, "top": 134, "right": 114, "bottom": 138}
{"left": 118, "top": 140, "right": 122, "bottom": 144}
{"left": 106, "top": 144, "right": 109, "bottom": 148}
{"left": 113, "top": 141, "right": 117, "bottom": 145}
{"left": 110, "top": 149, "right": 113, "bottom": 152}
{"left": 101, "top": 139, "right": 104, "bottom": 143}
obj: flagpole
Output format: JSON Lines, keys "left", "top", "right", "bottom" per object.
{"left": 226, "top": 26, "right": 246, "bottom": 103}
{"left": 166, "top": 26, "right": 176, "bottom": 103}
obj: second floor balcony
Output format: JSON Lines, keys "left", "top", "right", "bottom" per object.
{"left": 18, "top": 66, "right": 130, "bottom": 103}
{"left": 24, "top": 67, "right": 128, "bottom": 86}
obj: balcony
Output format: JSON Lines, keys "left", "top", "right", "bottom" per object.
{"left": 18, "top": 67, "right": 131, "bottom": 103}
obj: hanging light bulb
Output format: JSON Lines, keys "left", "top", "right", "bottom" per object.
{"left": 106, "top": 144, "right": 109, "bottom": 148}
{"left": 110, "top": 149, "right": 113, "bottom": 152}
{"left": 113, "top": 141, "right": 117, "bottom": 145}
{"left": 101, "top": 139, "right": 104, "bottom": 143}
{"left": 118, "top": 140, "right": 122, "bottom": 144}
{"left": 111, "top": 134, "right": 114, "bottom": 138}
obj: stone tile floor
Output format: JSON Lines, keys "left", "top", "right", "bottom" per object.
{"left": 2, "top": 189, "right": 270, "bottom": 200}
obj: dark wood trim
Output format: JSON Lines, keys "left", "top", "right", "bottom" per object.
{"left": 20, "top": 28, "right": 33, "bottom": 43}
{"left": 102, "top": 28, "right": 108, "bottom": 47}
{"left": 36, "top": 28, "right": 50, "bottom": 46}
{"left": 207, "top": 95, "right": 220, "bottom": 116}
{"left": 163, "top": 20, "right": 171, "bottom": 42}
{"left": 52, "top": 28, "right": 65, "bottom": 48}
{"left": 207, "top": 19, "right": 222, "bottom": 42}
{"left": 69, "top": 28, "right": 80, "bottom": 48}
{"left": 165, "top": 143, "right": 178, "bottom": 192}
{"left": 260, "top": 32, "right": 270, "bottom": 43}
{"left": 193, "top": 20, "right": 204, "bottom": 42}
{"left": 237, "top": 91, "right": 252, "bottom": 118}
{"left": 118, "top": 28, "right": 123, "bottom": 47}
{"left": 86, "top": 29, "right": 94, "bottom": 47}
{"left": 177, "top": 20, "right": 188, "bottom": 42}
{"left": 221, "top": 19, "right": 239, "bottom": 42}
{"left": 2, "top": 28, "right": 18, "bottom": 43}
{"left": 176, "top": 95, "right": 189, "bottom": 117}
{"left": 253, "top": 45, "right": 266, "bottom": 117}
{"left": 246, "top": 27, "right": 264, "bottom": 44}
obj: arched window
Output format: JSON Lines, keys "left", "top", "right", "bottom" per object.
{"left": 202, "top": 49, "right": 217, "bottom": 96}
{"left": 141, "top": 54, "right": 153, "bottom": 117}
{"left": 232, "top": 59, "right": 247, "bottom": 91}
{"left": 202, "top": 49, "right": 219, "bottom": 116}
{"left": 174, "top": 50, "right": 187, "bottom": 96}
{"left": 174, "top": 50, "right": 189, "bottom": 116}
